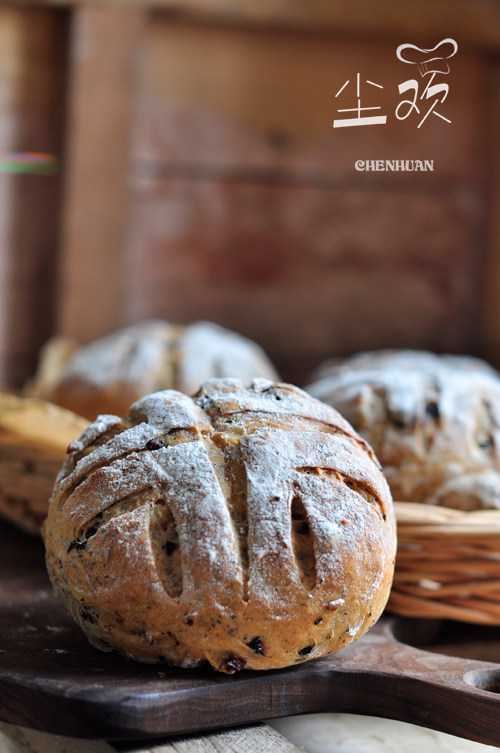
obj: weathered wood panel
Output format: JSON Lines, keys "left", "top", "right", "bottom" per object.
{"left": 478, "top": 60, "right": 500, "bottom": 369}
{"left": 55, "top": 7, "right": 146, "bottom": 344}
{"left": 1, "top": 4, "right": 496, "bottom": 390}
{"left": 3, "top": 0, "right": 500, "bottom": 50}
{"left": 0, "top": 8, "right": 67, "bottom": 387}
{"left": 123, "top": 178, "right": 483, "bottom": 383}
{"left": 118, "top": 16, "right": 490, "bottom": 385}
{"left": 134, "top": 20, "right": 484, "bottom": 182}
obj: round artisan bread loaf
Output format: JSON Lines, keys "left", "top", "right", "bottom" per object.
{"left": 43, "top": 378, "right": 395, "bottom": 673}
{"left": 307, "top": 349, "right": 500, "bottom": 510}
{"left": 27, "top": 320, "right": 279, "bottom": 420}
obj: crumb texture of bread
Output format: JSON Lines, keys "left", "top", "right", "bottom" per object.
{"left": 44, "top": 378, "right": 395, "bottom": 673}
{"left": 26, "top": 321, "right": 280, "bottom": 420}
{"left": 307, "top": 349, "right": 500, "bottom": 510}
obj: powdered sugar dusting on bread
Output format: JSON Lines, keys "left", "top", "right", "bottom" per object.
{"left": 61, "top": 424, "right": 160, "bottom": 493}
{"left": 129, "top": 390, "right": 210, "bottom": 430}
{"left": 241, "top": 428, "right": 391, "bottom": 611}
{"left": 197, "top": 378, "right": 371, "bottom": 450}
{"left": 77, "top": 415, "right": 124, "bottom": 448}
{"left": 151, "top": 441, "right": 241, "bottom": 605}
{"left": 176, "top": 322, "right": 280, "bottom": 394}
{"left": 59, "top": 321, "right": 173, "bottom": 389}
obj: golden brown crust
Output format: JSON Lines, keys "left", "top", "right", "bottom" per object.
{"left": 44, "top": 378, "right": 395, "bottom": 673}
{"left": 307, "top": 349, "right": 500, "bottom": 510}
{"left": 27, "top": 321, "right": 280, "bottom": 420}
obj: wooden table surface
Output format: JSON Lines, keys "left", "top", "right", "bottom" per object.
{"left": 2, "top": 510, "right": 500, "bottom": 753}
{"left": 1, "top": 714, "right": 498, "bottom": 753}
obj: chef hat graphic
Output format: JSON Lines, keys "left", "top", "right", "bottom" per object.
{"left": 396, "top": 38, "right": 458, "bottom": 77}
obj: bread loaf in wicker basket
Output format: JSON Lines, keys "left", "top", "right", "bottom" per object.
{"left": 307, "top": 349, "right": 500, "bottom": 624}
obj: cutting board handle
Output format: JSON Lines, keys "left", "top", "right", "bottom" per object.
{"left": 314, "top": 617, "right": 500, "bottom": 747}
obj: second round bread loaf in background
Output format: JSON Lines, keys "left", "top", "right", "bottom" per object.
{"left": 27, "top": 320, "right": 279, "bottom": 420}
{"left": 307, "top": 349, "right": 500, "bottom": 510}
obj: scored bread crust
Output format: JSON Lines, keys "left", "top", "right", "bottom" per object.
{"left": 44, "top": 378, "right": 395, "bottom": 673}
{"left": 27, "top": 320, "right": 280, "bottom": 420}
{"left": 307, "top": 349, "right": 500, "bottom": 510}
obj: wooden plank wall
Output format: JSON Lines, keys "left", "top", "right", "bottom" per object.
{"left": 0, "top": 7, "right": 67, "bottom": 387}
{"left": 123, "top": 18, "right": 488, "bottom": 383}
{"left": 1, "top": 3, "right": 499, "bottom": 388}
{"left": 56, "top": 8, "right": 146, "bottom": 344}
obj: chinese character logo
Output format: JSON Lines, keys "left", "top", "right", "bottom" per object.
{"left": 334, "top": 73, "right": 387, "bottom": 128}
{"left": 396, "top": 38, "right": 458, "bottom": 127}
{"left": 332, "top": 38, "right": 458, "bottom": 129}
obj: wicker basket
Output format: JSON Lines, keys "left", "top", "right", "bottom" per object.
{"left": 389, "top": 501, "right": 500, "bottom": 624}
{"left": 0, "top": 393, "right": 87, "bottom": 534}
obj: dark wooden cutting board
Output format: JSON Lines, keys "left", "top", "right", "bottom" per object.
{"left": 1, "top": 521, "right": 500, "bottom": 747}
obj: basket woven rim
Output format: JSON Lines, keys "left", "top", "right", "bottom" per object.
{"left": 394, "top": 500, "right": 500, "bottom": 533}
{"left": 390, "top": 501, "right": 500, "bottom": 624}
